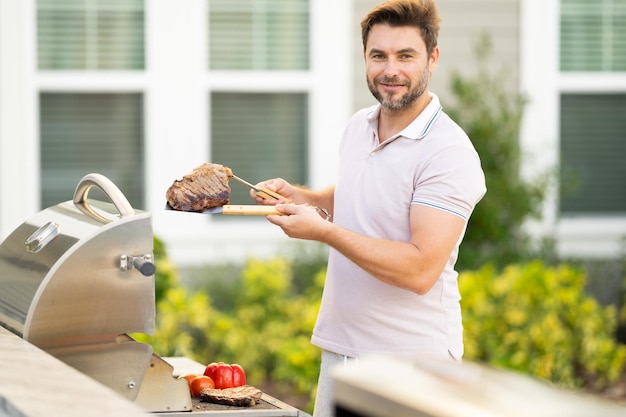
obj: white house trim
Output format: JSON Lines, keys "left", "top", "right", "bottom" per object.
{"left": 0, "top": 0, "right": 352, "bottom": 266}
{"left": 520, "top": 0, "right": 626, "bottom": 259}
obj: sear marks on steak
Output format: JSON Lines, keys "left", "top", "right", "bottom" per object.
{"left": 198, "top": 385, "right": 263, "bottom": 407}
{"left": 166, "top": 163, "right": 233, "bottom": 212}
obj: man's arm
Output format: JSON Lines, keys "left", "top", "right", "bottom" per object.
{"left": 267, "top": 203, "right": 465, "bottom": 295}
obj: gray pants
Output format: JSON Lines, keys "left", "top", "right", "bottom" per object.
{"left": 312, "top": 349, "right": 459, "bottom": 417}
{"left": 312, "top": 350, "right": 358, "bottom": 417}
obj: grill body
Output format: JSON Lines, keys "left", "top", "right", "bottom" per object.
{"left": 0, "top": 174, "right": 190, "bottom": 412}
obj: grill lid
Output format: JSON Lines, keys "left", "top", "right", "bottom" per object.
{"left": 0, "top": 173, "right": 155, "bottom": 343}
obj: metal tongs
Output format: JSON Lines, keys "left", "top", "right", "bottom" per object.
{"left": 230, "top": 175, "right": 286, "bottom": 201}
{"left": 230, "top": 175, "right": 331, "bottom": 220}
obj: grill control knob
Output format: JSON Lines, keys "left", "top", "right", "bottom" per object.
{"left": 120, "top": 254, "right": 155, "bottom": 276}
{"left": 133, "top": 257, "right": 156, "bottom": 276}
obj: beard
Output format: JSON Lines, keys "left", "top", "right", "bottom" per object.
{"left": 367, "top": 65, "right": 430, "bottom": 110}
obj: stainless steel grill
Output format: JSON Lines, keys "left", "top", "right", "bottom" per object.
{"left": 0, "top": 173, "right": 309, "bottom": 416}
{"left": 0, "top": 173, "right": 190, "bottom": 412}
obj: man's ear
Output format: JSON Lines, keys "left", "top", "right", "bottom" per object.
{"left": 429, "top": 46, "right": 440, "bottom": 71}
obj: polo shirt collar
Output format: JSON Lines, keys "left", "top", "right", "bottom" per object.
{"left": 367, "top": 92, "right": 443, "bottom": 141}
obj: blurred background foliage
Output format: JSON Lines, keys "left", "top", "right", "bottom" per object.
{"left": 136, "top": 37, "right": 626, "bottom": 414}
{"left": 139, "top": 238, "right": 626, "bottom": 413}
{"left": 460, "top": 261, "right": 626, "bottom": 390}
{"left": 135, "top": 240, "right": 327, "bottom": 412}
{"left": 444, "top": 34, "right": 553, "bottom": 271}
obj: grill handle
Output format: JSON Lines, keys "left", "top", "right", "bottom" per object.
{"left": 73, "top": 173, "right": 135, "bottom": 224}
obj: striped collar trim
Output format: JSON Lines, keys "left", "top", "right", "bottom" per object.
{"left": 403, "top": 93, "right": 443, "bottom": 140}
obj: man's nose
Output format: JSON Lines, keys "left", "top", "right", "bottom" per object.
{"left": 383, "top": 59, "right": 401, "bottom": 76}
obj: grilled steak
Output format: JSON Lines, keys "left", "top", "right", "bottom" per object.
{"left": 166, "top": 163, "right": 233, "bottom": 212}
{"left": 198, "top": 385, "right": 263, "bottom": 407}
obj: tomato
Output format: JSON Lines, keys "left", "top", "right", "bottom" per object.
{"left": 231, "top": 363, "right": 246, "bottom": 387}
{"left": 177, "top": 373, "right": 197, "bottom": 386}
{"left": 189, "top": 375, "right": 215, "bottom": 397}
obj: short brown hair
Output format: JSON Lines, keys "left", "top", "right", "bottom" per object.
{"left": 361, "top": 0, "right": 441, "bottom": 55}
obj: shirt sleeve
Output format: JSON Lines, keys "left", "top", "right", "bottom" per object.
{"left": 411, "top": 144, "right": 486, "bottom": 220}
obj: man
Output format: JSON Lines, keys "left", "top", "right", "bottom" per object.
{"left": 251, "top": 1, "right": 486, "bottom": 415}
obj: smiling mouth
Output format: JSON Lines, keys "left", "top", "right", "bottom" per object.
{"left": 379, "top": 83, "right": 406, "bottom": 91}
{"left": 378, "top": 78, "right": 406, "bottom": 88}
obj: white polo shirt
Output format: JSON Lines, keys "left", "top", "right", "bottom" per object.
{"left": 311, "top": 93, "right": 486, "bottom": 359}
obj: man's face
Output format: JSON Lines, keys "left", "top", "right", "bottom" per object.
{"left": 364, "top": 24, "right": 438, "bottom": 110}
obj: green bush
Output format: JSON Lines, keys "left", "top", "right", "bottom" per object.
{"left": 134, "top": 238, "right": 220, "bottom": 360}
{"left": 445, "top": 34, "right": 551, "bottom": 270}
{"left": 459, "top": 260, "right": 626, "bottom": 390}
{"left": 208, "top": 257, "right": 323, "bottom": 399}
{"left": 141, "top": 239, "right": 626, "bottom": 411}
{"left": 135, "top": 242, "right": 324, "bottom": 413}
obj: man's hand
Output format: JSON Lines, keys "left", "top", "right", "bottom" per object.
{"left": 250, "top": 178, "right": 294, "bottom": 204}
{"left": 265, "top": 203, "right": 332, "bottom": 240}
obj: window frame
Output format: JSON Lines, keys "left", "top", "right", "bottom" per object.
{"left": 520, "top": 0, "right": 626, "bottom": 258}
{"left": 0, "top": 0, "right": 352, "bottom": 265}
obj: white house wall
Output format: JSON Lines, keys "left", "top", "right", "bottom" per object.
{"left": 0, "top": 0, "right": 352, "bottom": 267}
{"left": 0, "top": 0, "right": 38, "bottom": 237}
{"left": 1, "top": 0, "right": 625, "bottom": 266}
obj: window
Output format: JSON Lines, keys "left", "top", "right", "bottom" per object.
{"left": 36, "top": 0, "right": 145, "bottom": 209}
{"left": 37, "top": 0, "right": 144, "bottom": 70}
{"left": 208, "top": 0, "right": 311, "bottom": 208}
{"left": 208, "top": 0, "right": 309, "bottom": 70}
{"left": 211, "top": 92, "right": 308, "bottom": 205}
{"left": 559, "top": 0, "right": 626, "bottom": 216}
{"left": 39, "top": 93, "right": 144, "bottom": 208}
{"left": 560, "top": 94, "right": 626, "bottom": 214}
{"left": 560, "top": 0, "right": 626, "bottom": 72}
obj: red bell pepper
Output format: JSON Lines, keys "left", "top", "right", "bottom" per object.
{"left": 204, "top": 361, "right": 247, "bottom": 389}
{"left": 231, "top": 363, "right": 246, "bottom": 387}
